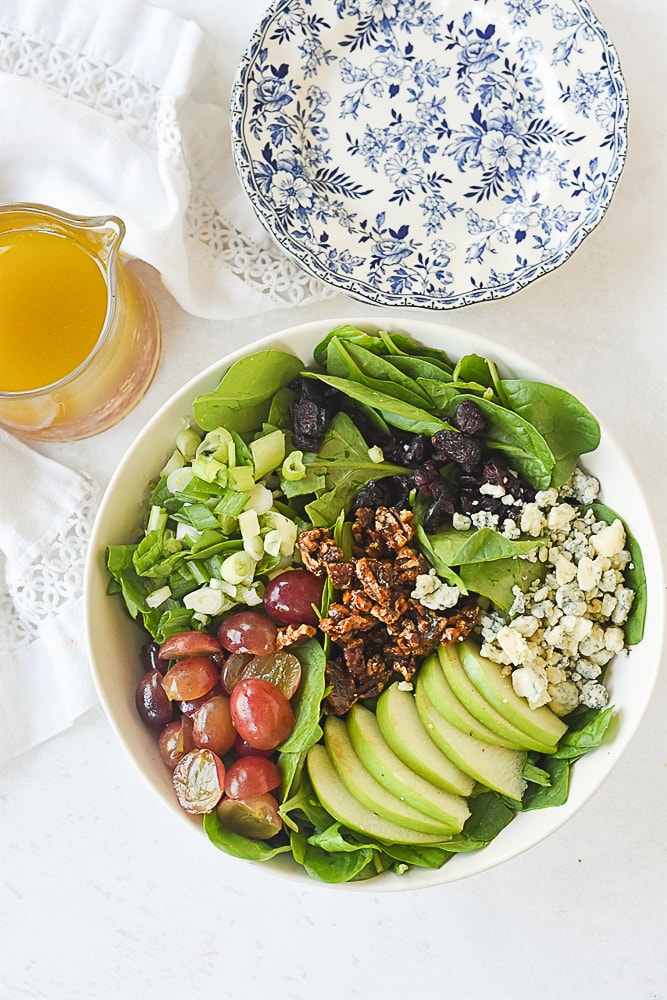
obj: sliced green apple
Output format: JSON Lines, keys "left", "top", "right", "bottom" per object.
{"left": 458, "top": 640, "right": 567, "bottom": 747}
{"left": 307, "top": 744, "right": 452, "bottom": 846}
{"left": 437, "top": 644, "right": 555, "bottom": 754}
{"left": 324, "top": 716, "right": 454, "bottom": 836}
{"left": 346, "top": 703, "right": 470, "bottom": 833}
{"left": 415, "top": 682, "right": 527, "bottom": 802}
{"left": 376, "top": 683, "right": 475, "bottom": 797}
{"left": 419, "top": 653, "right": 519, "bottom": 748}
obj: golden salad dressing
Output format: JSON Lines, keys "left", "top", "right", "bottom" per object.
{"left": 0, "top": 228, "right": 108, "bottom": 392}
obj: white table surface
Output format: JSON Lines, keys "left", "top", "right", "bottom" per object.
{"left": 1, "top": 1, "right": 666, "bottom": 998}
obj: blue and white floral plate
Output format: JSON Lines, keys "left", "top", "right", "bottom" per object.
{"left": 231, "top": 0, "right": 628, "bottom": 308}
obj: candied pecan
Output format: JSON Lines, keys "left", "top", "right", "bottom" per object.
{"left": 324, "top": 658, "right": 357, "bottom": 715}
{"left": 275, "top": 623, "right": 317, "bottom": 651}
{"left": 354, "top": 557, "right": 395, "bottom": 605}
{"left": 326, "top": 561, "right": 355, "bottom": 590}
{"left": 368, "top": 596, "right": 409, "bottom": 625}
{"left": 345, "top": 589, "right": 375, "bottom": 613}
{"left": 319, "top": 605, "right": 377, "bottom": 643}
{"left": 393, "top": 546, "right": 430, "bottom": 584}
{"left": 374, "top": 507, "right": 415, "bottom": 550}
{"left": 343, "top": 645, "right": 368, "bottom": 678}
{"left": 297, "top": 527, "right": 343, "bottom": 576}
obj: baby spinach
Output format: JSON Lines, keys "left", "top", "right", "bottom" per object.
{"left": 193, "top": 350, "right": 303, "bottom": 433}
{"left": 589, "top": 503, "right": 646, "bottom": 645}
{"left": 325, "top": 337, "right": 434, "bottom": 410}
{"left": 501, "top": 379, "right": 600, "bottom": 487}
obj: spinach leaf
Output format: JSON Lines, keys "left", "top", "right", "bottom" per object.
{"left": 193, "top": 350, "right": 303, "bottom": 433}
{"left": 203, "top": 811, "right": 292, "bottom": 862}
{"left": 589, "top": 503, "right": 646, "bottom": 645}
{"left": 304, "top": 372, "right": 450, "bottom": 435}
{"left": 552, "top": 705, "right": 615, "bottom": 760}
{"left": 452, "top": 393, "right": 556, "bottom": 489}
{"left": 440, "top": 791, "right": 516, "bottom": 852}
{"left": 520, "top": 756, "right": 570, "bottom": 810}
{"left": 460, "top": 557, "right": 545, "bottom": 613}
{"left": 278, "top": 639, "right": 327, "bottom": 754}
{"left": 326, "top": 338, "right": 434, "bottom": 410}
{"left": 501, "top": 379, "right": 600, "bottom": 487}
{"left": 301, "top": 412, "right": 406, "bottom": 526}
{"left": 424, "top": 523, "right": 544, "bottom": 568}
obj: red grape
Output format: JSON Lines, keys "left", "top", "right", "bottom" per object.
{"left": 172, "top": 748, "right": 225, "bottom": 814}
{"left": 217, "top": 611, "right": 278, "bottom": 655}
{"left": 158, "top": 717, "right": 194, "bottom": 770}
{"left": 263, "top": 569, "right": 323, "bottom": 625}
{"left": 159, "top": 630, "right": 221, "bottom": 659}
{"left": 220, "top": 652, "right": 252, "bottom": 694}
{"left": 135, "top": 670, "right": 173, "bottom": 729}
{"left": 241, "top": 651, "right": 301, "bottom": 698}
{"left": 216, "top": 793, "right": 282, "bottom": 840}
{"left": 179, "top": 681, "right": 223, "bottom": 717}
{"left": 192, "top": 694, "right": 236, "bottom": 756}
{"left": 224, "top": 756, "right": 281, "bottom": 799}
{"left": 141, "top": 641, "right": 169, "bottom": 675}
{"left": 233, "top": 733, "right": 274, "bottom": 759}
{"left": 162, "top": 656, "right": 219, "bottom": 702}
{"left": 229, "top": 678, "right": 295, "bottom": 750}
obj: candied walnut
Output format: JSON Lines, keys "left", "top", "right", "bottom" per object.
{"left": 297, "top": 528, "right": 344, "bottom": 576}
{"left": 368, "top": 598, "right": 409, "bottom": 626}
{"left": 440, "top": 600, "right": 479, "bottom": 644}
{"left": 319, "top": 605, "right": 377, "bottom": 643}
{"left": 324, "top": 658, "right": 357, "bottom": 715}
{"left": 275, "top": 623, "right": 317, "bottom": 651}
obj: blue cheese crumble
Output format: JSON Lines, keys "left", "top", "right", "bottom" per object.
{"left": 476, "top": 467, "right": 635, "bottom": 715}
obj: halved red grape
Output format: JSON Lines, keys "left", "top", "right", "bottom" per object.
{"left": 216, "top": 793, "right": 282, "bottom": 840}
{"left": 162, "top": 656, "right": 219, "bottom": 702}
{"left": 159, "top": 630, "right": 221, "bottom": 660}
{"left": 172, "top": 748, "right": 225, "bottom": 814}
{"left": 158, "top": 717, "right": 194, "bottom": 770}
{"left": 220, "top": 652, "right": 252, "bottom": 694}
{"left": 217, "top": 611, "right": 278, "bottom": 655}
{"left": 241, "top": 651, "right": 301, "bottom": 698}
{"left": 263, "top": 569, "right": 323, "bottom": 625}
{"left": 135, "top": 670, "right": 173, "bottom": 729}
{"left": 179, "top": 681, "right": 223, "bottom": 717}
{"left": 224, "top": 756, "right": 281, "bottom": 799}
{"left": 141, "top": 641, "right": 169, "bottom": 675}
{"left": 229, "top": 678, "right": 295, "bottom": 750}
{"left": 192, "top": 694, "right": 236, "bottom": 756}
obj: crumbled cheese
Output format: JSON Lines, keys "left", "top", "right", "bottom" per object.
{"left": 480, "top": 482, "right": 506, "bottom": 498}
{"left": 519, "top": 503, "right": 545, "bottom": 537}
{"left": 591, "top": 519, "right": 626, "bottom": 558}
{"left": 512, "top": 663, "right": 549, "bottom": 708}
{"left": 471, "top": 510, "right": 500, "bottom": 531}
{"left": 565, "top": 468, "right": 600, "bottom": 505}
{"left": 412, "top": 571, "right": 461, "bottom": 611}
{"left": 452, "top": 512, "right": 472, "bottom": 532}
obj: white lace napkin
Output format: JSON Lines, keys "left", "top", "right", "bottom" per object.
{"left": 0, "top": 429, "right": 100, "bottom": 763}
{"left": 0, "top": 0, "right": 330, "bottom": 319}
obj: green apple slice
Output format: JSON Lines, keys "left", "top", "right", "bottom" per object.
{"left": 437, "top": 644, "right": 555, "bottom": 754}
{"left": 346, "top": 703, "right": 470, "bottom": 833}
{"left": 458, "top": 641, "right": 567, "bottom": 747}
{"left": 307, "top": 744, "right": 453, "bottom": 846}
{"left": 420, "top": 653, "right": 519, "bottom": 749}
{"left": 324, "top": 716, "right": 454, "bottom": 836}
{"left": 376, "top": 683, "right": 475, "bottom": 797}
{"left": 415, "top": 683, "right": 528, "bottom": 802}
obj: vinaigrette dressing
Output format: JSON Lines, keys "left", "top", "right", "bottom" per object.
{"left": 0, "top": 228, "right": 109, "bottom": 392}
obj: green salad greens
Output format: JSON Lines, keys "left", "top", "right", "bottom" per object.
{"left": 107, "top": 325, "right": 646, "bottom": 884}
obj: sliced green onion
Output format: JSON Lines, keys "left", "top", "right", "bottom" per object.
{"left": 183, "top": 586, "right": 227, "bottom": 615}
{"left": 176, "top": 425, "right": 201, "bottom": 460}
{"left": 220, "top": 550, "right": 256, "bottom": 585}
{"left": 160, "top": 449, "right": 185, "bottom": 477}
{"left": 250, "top": 428, "right": 286, "bottom": 480}
{"left": 243, "top": 484, "right": 273, "bottom": 514}
{"left": 167, "top": 467, "right": 195, "bottom": 494}
{"left": 282, "top": 449, "right": 306, "bottom": 481}
{"left": 367, "top": 445, "right": 384, "bottom": 463}
{"left": 146, "top": 585, "right": 171, "bottom": 608}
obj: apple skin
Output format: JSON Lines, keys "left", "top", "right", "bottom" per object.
{"left": 421, "top": 653, "right": 519, "bottom": 748}
{"left": 346, "top": 703, "right": 470, "bottom": 833}
{"left": 306, "top": 744, "right": 452, "bottom": 847}
{"left": 324, "top": 716, "right": 455, "bottom": 836}
{"left": 415, "top": 681, "right": 528, "bottom": 803}
{"left": 436, "top": 645, "right": 555, "bottom": 754}
{"left": 457, "top": 641, "right": 567, "bottom": 747}
{"left": 376, "top": 683, "right": 475, "bottom": 797}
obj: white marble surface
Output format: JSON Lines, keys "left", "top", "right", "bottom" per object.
{"left": 1, "top": 1, "right": 666, "bottom": 998}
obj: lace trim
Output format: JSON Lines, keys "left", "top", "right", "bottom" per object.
{"left": 186, "top": 189, "right": 334, "bottom": 307}
{"left": 2, "top": 475, "right": 99, "bottom": 652}
{"left": 0, "top": 23, "right": 330, "bottom": 311}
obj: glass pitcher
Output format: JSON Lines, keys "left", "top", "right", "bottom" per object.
{"left": 0, "top": 203, "right": 161, "bottom": 441}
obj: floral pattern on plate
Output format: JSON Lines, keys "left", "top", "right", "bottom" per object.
{"left": 231, "top": 0, "right": 628, "bottom": 308}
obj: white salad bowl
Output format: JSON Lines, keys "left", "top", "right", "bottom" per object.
{"left": 84, "top": 318, "right": 664, "bottom": 891}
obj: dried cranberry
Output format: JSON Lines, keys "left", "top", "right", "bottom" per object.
{"left": 422, "top": 495, "right": 455, "bottom": 532}
{"left": 452, "top": 401, "right": 487, "bottom": 436}
{"left": 431, "top": 430, "right": 481, "bottom": 472}
{"left": 351, "top": 479, "right": 392, "bottom": 511}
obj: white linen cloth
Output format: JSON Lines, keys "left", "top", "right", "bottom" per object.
{"left": 0, "top": 429, "right": 100, "bottom": 763}
{"left": 0, "top": 0, "right": 330, "bottom": 318}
